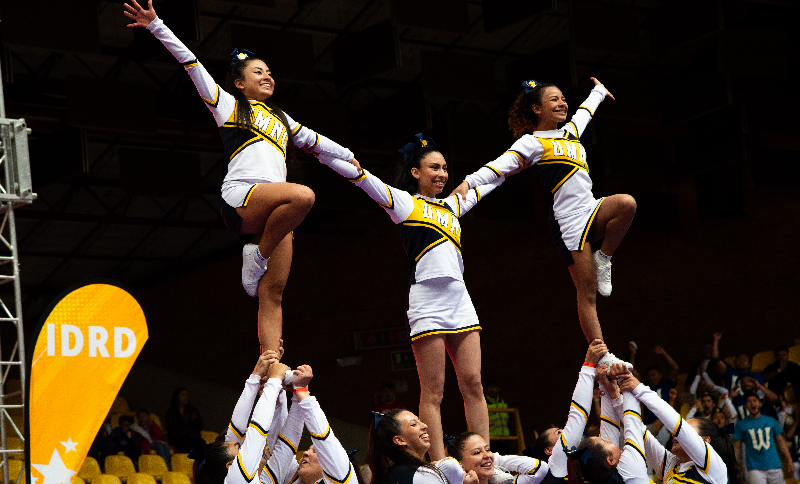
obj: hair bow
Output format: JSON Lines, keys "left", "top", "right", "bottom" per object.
{"left": 398, "top": 133, "right": 435, "bottom": 162}
{"left": 346, "top": 450, "right": 359, "bottom": 457}
{"left": 371, "top": 411, "right": 384, "bottom": 429}
{"left": 522, "top": 79, "right": 541, "bottom": 104}
{"left": 443, "top": 435, "right": 455, "bottom": 447}
{"left": 566, "top": 446, "right": 595, "bottom": 465}
{"left": 231, "top": 48, "right": 257, "bottom": 65}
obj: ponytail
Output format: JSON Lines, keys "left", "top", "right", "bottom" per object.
{"left": 367, "top": 409, "right": 445, "bottom": 484}
{"left": 693, "top": 419, "right": 742, "bottom": 484}
{"left": 565, "top": 438, "right": 614, "bottom": 484}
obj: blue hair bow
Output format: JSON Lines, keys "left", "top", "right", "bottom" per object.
{"left": 443, "top": 435, "right": 455, "bottom": 447}
{"left": 371, "top": 411, "right": 384, "bottom": 429}
{"left": 522, "top": 79, "right": 541, "bottom": 104}
{"left": 398, "top": 133, "right": 435, "bottom": 162}
{"left": 231, "top": 48, "right": 257, "bottom": 65}
{"left": 346, "top": 450, "right": 359, "bottom": 457}
{"left": 566, "top": 446, "right": 595, "bottom": 465}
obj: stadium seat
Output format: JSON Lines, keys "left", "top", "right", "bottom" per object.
{"left": 111, "top": 395, "right": 131, "bottom": 413}
{"left": 128, "top": 473, "right": 157, "bottom": 484}
{"left": 149, "top": 413, "right": 163, "bottom": 429}
{"left": 163, "top": 472, "right": 193, "bottom": 484}
{"left": 789, "top": 345, "right": 800, "bottom": 365}
{"left": 724, "top": 356, "right": 735, "bottom": 367}
{"left": 139, "top": 454, "right": 169, "bottom": 480}
{"left": 105, "top": 454, "right": 136, "bottom": 482}
{"left": 94, "top": 475, "right": 124, "bottom": 484}
{"left": 675, "top": 373, "right": 687, "bottom": 393}
{"left": 171, "top": 453, "right": 194, "bottom": 476}
{"left": 75, "top": 478, "right": 87, "bottom": 484}
{"left": 79, "top": 456, "right": 103, "bottom": 483}
{"left": 7, "top": 436, "right": 25, "bottom": 459}
{"left": 679, "top": 402, "right": 691, "bottom": 418}
{"left": 200, "top": 430, "right": 219, "bottom": 444}
{"left": 110, "top": 412, "right": 137, "bottom": 429}
{"left": 751, "top": 350, "right": 774, "bottom": 372}
{"left": 7, "top": 459, "right": 23, "bottom": 484}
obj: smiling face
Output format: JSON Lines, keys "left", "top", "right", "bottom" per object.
{"left": 392, "top": 411, "right": 431, "bottom": 459}
{"left": 411, "top": 151, "right": 448, "bottom": 198}
{"left": 297, "top": 445, "right": 323, "bottom": 483}
{"left": 234, "top": 60, "right": 275, "bottom": 102}
{"left": 745, "top": 395, "right": 762, "bottom": 416}
{"left": 458, "top": 435, "right": 495, "bottom": 483}
{"left": 532, "top": 86, "right": 567, "bottom": 130}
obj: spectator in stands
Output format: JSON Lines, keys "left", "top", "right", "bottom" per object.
{"left": 641, "top": 345, "right": 679, "bottom": 429}
{"left": 484, "top": 380, "right": 511, "bottom": 453}
{"left": 134, "top": 409, "right": 171, "bottom": 469}
{"left": 88, "top": 413, "right": 117, "bottom": 470}
{"left": 686, "top": 393, "right": 718, "bottom": 420}
{"left": 732, "top": 375, "right": 780, "bottom": 421}
{"left": 373, "top": 383, "right": 406, "bottom": 413}
{"left": 112, "top": 415, "right": 143, "bottom": 461}
{"left": 733, "top": 393, "right": 793, "bottom": 484}
{"left": 784, "top": 416, "right": 799, "bottom": 480}
{"left": 762, "top": 346, "right": 800, "bottom": 397}
{"left": 711, "top": 408, "right": 733, "bottom": 435}
{"left": 165, "top": 387, "right": 205, "bottom": 453}
{"left": 687, "top": 332, "right": 719, "bottom": 378}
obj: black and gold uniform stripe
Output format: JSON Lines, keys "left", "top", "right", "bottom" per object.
{"left": 398, "top": 197, "right": 461, "bottom": 284}
{"left": 221, "top": 101, "right": 289, "bottom": 161}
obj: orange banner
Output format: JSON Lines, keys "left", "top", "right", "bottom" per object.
{"left": 27, "top": 280, "right": 148, "bottom": 484}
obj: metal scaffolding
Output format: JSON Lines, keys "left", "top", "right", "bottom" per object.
{"left": 0, "top": 58, "right": 35, "bottom": 484}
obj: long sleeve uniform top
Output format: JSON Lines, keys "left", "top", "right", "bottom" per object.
{"left": 225, "top": 377, "right": 282, "bottom": 484}
{"left": 548, "top": 365, "right": 597, "bottom": 480}
{"left": 318, "top": 155, "right": 504, "bottom": 284}
{"left": 146, "top": 17, "right": 353, "bottom": 187}
{"left": 616, "top": 392, "right": 649, "bottom": 484}
{"left": 297, "top": 396, "right": 356, "bottom": 484}
{"left": 635, "top": 383, "right": 728, "bottom": 484}
{"left": 385, "top": 458, "right": 467, "bottom": 484}
{"left": 263, "top": 395, "right": 305, "bottom": 484}
{"left": 463, "top": 87, "right": 607, "bottom": 220}
{"left": 438, "top": 454, "right": 548, "bottom": 484}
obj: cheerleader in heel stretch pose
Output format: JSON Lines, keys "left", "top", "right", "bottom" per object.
{"left": 125, "top": 0, "right": 358, "bottom": 352}
{"left": 315, "top": 134, "right": 520, "bottom": 461}
{"left": 452, "top": 78, "right": 635, "bottom": 368}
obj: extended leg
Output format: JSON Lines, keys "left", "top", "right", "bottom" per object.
{"left": 412, "top": 335, "right": 448, "bottom": 461}
{"left": 446, "top": 331, "right": 489, "bottom": 444}
{"left": 256, "top": 233, "right": 292, "bottom": 353}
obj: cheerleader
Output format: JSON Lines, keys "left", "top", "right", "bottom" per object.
{"left": 615, "top": 367, "right": 742, "bottom": 484}
{"left": 541, "top": 340, "right": 648, "bottom": 484}
{"left": 192, "top": 351, "right": 289, "bottom": 484}
{"left": 368, "top": 409, "right": 471, "bottom": 484}
{"left": 316, "top": 134, "right": 519, "bottom": 460}
{"left": 445, "top": 431, "right": 548, "bottom": 484}
{"left": 452, "top": 79, "right": 636, "bottom": 363}
{"left": 124, "top": 0, "right": 358, "bottom": 352}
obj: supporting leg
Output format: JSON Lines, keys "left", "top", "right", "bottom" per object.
{"left": 412, "top": 335, "right": 448, "bottom": 461}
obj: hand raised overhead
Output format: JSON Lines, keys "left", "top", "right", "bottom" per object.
{"left": 124, "top": 0, "right": 157, "bottom": 28}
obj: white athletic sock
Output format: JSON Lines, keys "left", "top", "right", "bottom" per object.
{"left": 254, "top": 247, "right": 269, "bottom": 269}
{"left": 597, "top": 249, "right": 612, "bottom": 262}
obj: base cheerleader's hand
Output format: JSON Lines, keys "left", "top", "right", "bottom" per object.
{"left": 124, "top": 0, "right": 157, "bottom": 28}
{"left": 350, "top": 157, "right": 362, "bottom": 173}
{"left": 463, "top": 470, "right": 479, "bottom": 484}
{"left": 618, "top": 372, "right": 641, "bottom": 393}
{"left": 450, "top": 180, "right": 470, "bottom": 202}
{"left": 590, "top": 77, "right": 615, "bottom": 101}
{"left": 291, "top": 364, "right": 313, "bottom": 388}
{"left": 585, "top": 339, "right": 607, "bottom": 365}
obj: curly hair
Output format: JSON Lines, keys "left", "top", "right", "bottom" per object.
{"left": 507, "top": 82, "right": 557, "bottom": 139}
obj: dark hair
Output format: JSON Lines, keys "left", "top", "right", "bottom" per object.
{"left": 395, "top": 146, "right": 443, "bottom": 194}
{"left": 196, "top": 441, "right": 236, "bottom": 484}
{"left": 774, "top": 345, "right": 789, "bottom": 353}
{"left": 119, "top": 415, "right": 134, "bottom": 425}
{"left": 735, "top": 352, "right": 749, "bottom": 359}
{"left": 171, "top": 387, "right": 188, "bottom": 409}
{"left": 224, "top": 58, "right": 296, "bottom": 164}
{"left": 446, "top": 431, "right": 480, "bottom": 461}
{"left": 507, "top": 82, "right": 558, "bottom": 138}
{"left": 138, "top": 408, "right": 150, "bottom": 415}
{"left": 367, "top": 409, "right": 444, "bottom": 484}
{"left": 566, "top": 437, "right": 614, "bottom": 484}
{"left": 700, "top": 392, "right": 715, "bottom": 402}
{"left": 347, "top": 451, "right": 367, "bottom": 484}
{"left": 529, "top": 430, "right": 555, "bottom": 462}
{"left": 646, "top": 365, "right": 661, "bottom": 373}
{"left": 692, "top": 418, "right": 742, "bottom": 484}
{"left": 744, "top": 391, "right": 763, "bottom": 403}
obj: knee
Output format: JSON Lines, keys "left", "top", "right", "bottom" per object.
{"left": 421, "top": 382, "right": 445, "bottom": 406}
{"left": 461, "top": 375, "right": 484, "bottom": 399}
{"left": 294, "top": 186, "right": 315, "bottom": 211}
{"left": 577, "top": 285, "right": 597, "bottom": 304}
{"left": 620, "top": 194, "right": 637, "bottom": 215}
{"left": 260, "top": 278, "right": 287, "bottom": 304}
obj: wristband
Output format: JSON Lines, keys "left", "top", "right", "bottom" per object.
{"left": 293, "top": 387, "right": 308, "bottom": 394}
{"left": 583, "top": 362, "right": 596, "bottom": 368}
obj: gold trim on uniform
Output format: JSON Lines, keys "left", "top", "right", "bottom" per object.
{"left": 600, "top": 415, "right": 620, "bottom": 429}
{"left": 376, "top": 184, "right": 394, "bottom": 209}
{"left": 249, "top": 420, "right": 268, "bottom": 437}
{"left": 278, "top": 433, "right": 298, "bottom": 453}
{"left": 323, "top": 467, "right": 353, "bottom": 484}
{"left": 310, "top": 425, "right": 331, "bottom": 440}
{"left": 578, "top": 105, "right": 594, "bottom": 116}
{"left": 570, "top": 401, "right": 588, "bottom": 420}
{"left": 349, "top": 170, "right": 367, "bottom": 183}
{"left": 201, "top": 85, "right": 220, "bottom": 108}
{"left": 237, "top": 454, "right": 258, "bottom": 482}
{"left": 579, "top": 198, "right": 605, "bottom": 250}
{"left": 551, "top": 166, "right": 579, "bottom": 193}
{"left": 415, "top": 237, "right": 448, "bottom": 262}
{"left": 292, "top": 123, "right": 302, "bottom": 135}
{"left": 623, "top": 409, "right": 642, "bottom": 421}
{"left": 410, "top": 323, "right": 481, "bottom": 342}
{"left": 183, "top": 59, "right": 199, "bottom": 69}
{"left": 229, "top": 421, "right": 245, "bottom": 440}
{"left": 506, "top": 150, "right": 524, "bottom": 163}
{"left": 483, "top": 164, "right": 502, "bottom": 177}
{"left": 401, "top": 221, "right": 461, "bottom": 253}
{"left": 625, "top": 439, "right": 646, "bottom": 463}
{"left": 243, "top": 184, "right": 261, "bottom": 207}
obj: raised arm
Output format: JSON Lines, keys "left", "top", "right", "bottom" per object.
{"left": 233, "top": 361, "right": 289, "bottom": 484}
{"left": 125, "top": 1, "right": 233, "bottom": 125}
{"left": 495, "top": 454, "right": 549, "bottom": 484}
{"left": 445, "top": 176, "right": 506, "bottom": 218}
{"left": 460, "top": 136, "right": 541, "bottom": 190}
{"left": 550, "top": 340, "right": 607, "bottom": 478}
{"left": 294, "top": 366, "right": 356, "bottom": 484}
{"left": 562, "top": 79, "right": 609, "bottom": 139}
{"left": 317, "top": 155, "right": 414, "bottom": 223}
{"left": 654, "top": 346, "right": 681, "bottom": 382}
{"left": 617, "top": 388, "right": 649, "bottom": 484}
{"left": 596, "top": 365, "right": 623, "bottom": 444}
{"left": 263, "top": 393, "right": 303, "bottom": 484}
{"left": 227, "top": 351, "right": 280, "bottom": 442}
{"left": 284, "top": 112, "right": 354, "bottom": 162}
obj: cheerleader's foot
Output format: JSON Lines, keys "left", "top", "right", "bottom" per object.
{"left": 242, "top": 243, "right": 268, "bottom": 297}
{"left": 593, "top": 250, "right": 612, "bottom": 297}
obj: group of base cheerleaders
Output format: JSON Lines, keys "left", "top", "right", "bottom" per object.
{"left": 121, "top": 5, "right": 735, "bottom": 484}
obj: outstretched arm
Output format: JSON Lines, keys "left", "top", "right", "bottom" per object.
{"left": 455, "top": 137, "right": 541, "bottom": 194}
{"left": 596, "top": 365, "right": 624, "bottom": 444}
{"left": 446, "top": 175, "right": 507, "bottom": 218}
{"left": 562, "top": 78, "right": 610, "bottom": 139}
{"left": 495, "top": 454, "right": 549, "bottom": 484}
{"left": 227, "top": 350, "right": 281, "bottom": 442}
{"left": 617, "top": 389, "right": 649, "bottom": 484}
{"left": 317, "top": 155, "right": 414, "bottom": 223}
{"left": 125, "top": 0, "right": 233, "bottom": 125}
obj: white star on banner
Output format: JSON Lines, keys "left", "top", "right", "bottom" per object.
{"left": 59, "top": 438, "right": 78, "bottom": 453}
{"left": 32, "top": 449, "right": 77, "bottom": 484}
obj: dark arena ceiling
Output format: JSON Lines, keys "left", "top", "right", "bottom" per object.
{"left": 1, "top": 0, "right": 798, "bottom": 337}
